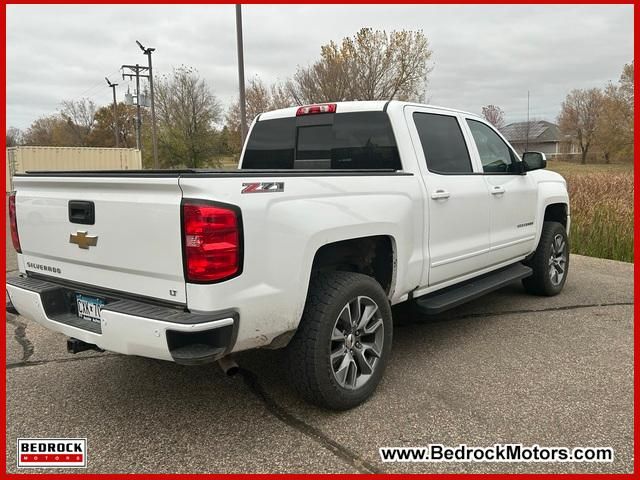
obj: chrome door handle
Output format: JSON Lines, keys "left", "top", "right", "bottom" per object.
{"left": 491, "top": 186, "right": 506, "bottom": 195}
{"left": 431, "top": 189, "right": 450, "bottom": 200}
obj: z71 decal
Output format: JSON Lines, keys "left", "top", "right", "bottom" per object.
{"left": 241, "top": 182, "right": 285, "bottom": 194}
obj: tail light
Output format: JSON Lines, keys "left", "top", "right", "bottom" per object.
{"left": 182, "top": 201, "right": 242, "bottom": 283}
{"left": 8, "top": 192, "right": 21, "bottom": 253}
{"left": 296, "top": 103, "right": 337, "bottom": 116}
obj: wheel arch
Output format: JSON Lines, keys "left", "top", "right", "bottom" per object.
{"left": 544, "top": 203, "right": 569, "bottom": 229}
{"left": 272, "top": 234, "right": 398, "bottom": 350}
{"left": 532, "top": 200, "right": 569, "bottom": 252}
{"left": 309, "top": 234, "right": 398, "bottom": 297}
{"left": 533, "top": 179, "right": 570, "bottom": 250}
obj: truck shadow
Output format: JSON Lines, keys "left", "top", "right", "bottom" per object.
{"left": 85, "top": 282, "right": 534, "bottom": 407}
{"left": 231, "top": 282, "right": 535, "bottom": 407}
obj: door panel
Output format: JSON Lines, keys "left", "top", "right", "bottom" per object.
{"left": 405, "top": 107, "right": 492, "bottom": 286}
{"left": 484, "top": 174, "right": 538, "bottom": 263}
{"left": 463, "top": 118, "right": 538, "bottom": 264}
{"left": 425, "top": 175, "right": 492, "bottom": 284}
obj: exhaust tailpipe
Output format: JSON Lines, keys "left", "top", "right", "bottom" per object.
{"left": 67, "top": 338, "right": 104, "bottom": 354}
{"left": 217, "top": 356, "right": 239, "bottom": 376}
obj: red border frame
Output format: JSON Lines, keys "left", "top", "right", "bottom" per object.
{"left": 1, "top": 2, "right": 637, "bottom": 478}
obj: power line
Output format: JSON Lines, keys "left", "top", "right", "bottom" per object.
{"left": 76, "top": 68, "right": 122, "bottom": 99}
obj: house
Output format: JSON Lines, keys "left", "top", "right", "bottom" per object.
{"left": 500, "top": 120, "right": 570, "bottom": 157}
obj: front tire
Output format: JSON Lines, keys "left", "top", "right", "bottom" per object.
{"left": 286, "top": 271, "right": 393, "bottom": 410}
{"left": 523, "top": 221, "right": 569, "bottom": 296}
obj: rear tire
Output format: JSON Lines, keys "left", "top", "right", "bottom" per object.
{"left": 286, "top": 271, "right": 393, "bottom": 410}
{"left": 522, "top": 221, "right": 569, "bottom": 296}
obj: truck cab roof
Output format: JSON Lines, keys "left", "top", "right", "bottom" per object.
{"left": 258, "top": 100, "right": 481, "bottom": 121}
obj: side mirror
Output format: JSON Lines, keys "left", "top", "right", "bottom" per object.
{"left": 522, "top": 151, "right": 547, "bottom": 172}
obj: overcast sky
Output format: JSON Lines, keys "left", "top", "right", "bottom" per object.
{"left": 6, "top": 4, "right": 633, "bottom": 130}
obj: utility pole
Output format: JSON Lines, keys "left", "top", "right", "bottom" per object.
{"left": 525, "top": 90, "right": 530, "bottom": 153}
{"left": 137, "top": 41, "right": 159, "bottom": 168}
{"left": 105, "top": 77, "right": 119, "bottom": 147}
{"left": 235, "top": 4, "right": 247, "bottom": 144}
{"left": 122, "top": 64, "right": 150, "bottom": 152}
{"left": 134, "top": 65, "right": 142, "bottom": 151}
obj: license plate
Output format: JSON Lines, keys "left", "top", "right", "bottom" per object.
{"left": 75, "top": 294, "right": 105, "bottom": 324}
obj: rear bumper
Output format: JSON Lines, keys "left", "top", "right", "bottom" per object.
{"left": 6, "top": 275, "right": 238, "bottom": 364}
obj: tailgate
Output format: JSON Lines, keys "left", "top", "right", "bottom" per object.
{"left": 13, "top": 175, "right": 186, "bottom": 304}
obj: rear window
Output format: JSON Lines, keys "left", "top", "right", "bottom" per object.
{"left": 242, "top": 111, "right": 402, "bottom": 170}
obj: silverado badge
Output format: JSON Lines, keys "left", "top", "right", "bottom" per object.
{"left": 69, "top": 231, "right": 98, "bottom": 249}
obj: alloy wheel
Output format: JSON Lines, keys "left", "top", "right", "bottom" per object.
{"left": 548, "top": 233, "right": 567, "bottom": 286}
{"left": 329, "top": 296, "right": 384, "bottom": 390}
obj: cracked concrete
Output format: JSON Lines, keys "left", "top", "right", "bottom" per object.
{"left": 238, "top": 367, "right": 381, "bottom": 474}
{"left": 6, "top": 351, "right": 120, "bottom": 370}
{"left": 6, "top": 314, "right": 33, "bottom": 363}
{"left": 5, "top": 222, "right": 634, "bottom": 475}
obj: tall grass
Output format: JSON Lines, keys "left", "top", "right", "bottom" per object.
{"left": 560, "top": 170, "right": 634, "bottom": 262}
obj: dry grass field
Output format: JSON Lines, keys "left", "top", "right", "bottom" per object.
{"left": 548, "top": 161, "right": 634, "bottom": 263}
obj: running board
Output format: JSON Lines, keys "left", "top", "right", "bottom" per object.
{"left": 415, "top": 263, "right": 533, "bottom": 315}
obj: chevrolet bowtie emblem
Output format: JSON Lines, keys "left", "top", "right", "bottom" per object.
{"left": 69, "top": 231, "right": 98, "bottom": 249}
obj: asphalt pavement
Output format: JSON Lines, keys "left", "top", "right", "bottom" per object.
{"left": 5, "top": 220, "right": 634, "bottom": 473}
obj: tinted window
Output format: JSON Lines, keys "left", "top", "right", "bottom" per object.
{"left": 467, "top": 120, "right": 519, "bottom": 173}
{"left": 242, "top": 112, "right": 401, "bottom": 170}
{"left": 296, "top": 125, "right": 332, "bottom": 169}
{"left": 243, "top": 117, "right": 295, "bottom": 169}
{"left": 329, "top": 112, "right": 400, "bottom": 169}
{"left": 413, "top": 113, "right": 472, "bottom": 174}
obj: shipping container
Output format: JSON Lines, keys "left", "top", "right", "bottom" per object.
{"left": 6, "top": 146, "right": 142, "bottom": 191}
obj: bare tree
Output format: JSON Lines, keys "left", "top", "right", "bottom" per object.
{"left": 59, "top": 98, "right": 97, "bottom": 146}
{"left": 228, "top": 77, "right": 273, "bottom": 129}
{"left": 593, "top": 62, "right": 634, "bottom": 163}
{"left": 154, "top": 66, "right": 222, "bottom": 168}
{"left": 89, "top": 103, "right": 143, "bottom": 148}
{"left": 21, "top": 100, "right": 96, "bottom": 147}
{"left": 619, "top": 61, "right": 633, "bottom": 110}
{"left": 6, "top": 127, "right": 23, "bottom": 147}
{"left": 226, "top": 76, "right": 292, "bottom": 153}
{"left": 617, "top": 61, "right": 634, "bottom": 161}
{"left": 22, "top": 115, "right": 74, "bottom": 146}
{"left": 481, "top": 105, "right": 505, "bottom": 129}
{"left": 286, "top": 28, "right": 432, "bottom": 104}
{"left": 558, "top": 88, "right": 604, "bottom": 164}
{"left": 594, "top": 84, "right": 629, "bottom": 163}
{"left": 270, "top": 81, "right": 293, "bottom": 110}
{"left": 285, "top": 41, "right": 350, "bottom": 105}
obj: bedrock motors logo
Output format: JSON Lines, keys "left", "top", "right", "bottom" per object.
{"left": 17, "top": 438, "right": 87, "bottom": 468}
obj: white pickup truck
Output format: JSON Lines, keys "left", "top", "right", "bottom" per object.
{"left": 7, "top": 101, "right": 570, "bottom": 409}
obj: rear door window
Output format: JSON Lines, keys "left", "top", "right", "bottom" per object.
{"left": 242, "top": 111, "right": 401, "bottom": 170}
{"left": 413, "top": 112, "right": 473, "bottom": 174}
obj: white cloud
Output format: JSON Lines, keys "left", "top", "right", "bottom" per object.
{"left": 6, "top": 4, "right": 633, "bottom": 129}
